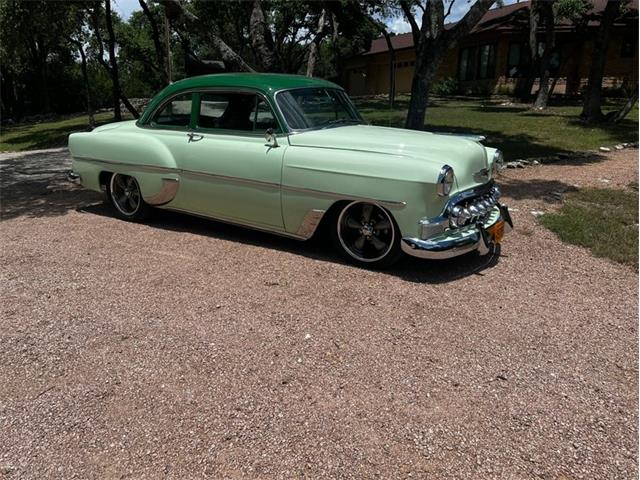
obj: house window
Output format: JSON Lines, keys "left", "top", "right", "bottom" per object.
{"left": 458, "top": 46, "right": 477, "bottom": 81}
{"left": 621, "top": 34, "right": 636, "bottom": 58}
{"left": 477, "top": 44, "right": 496, "bottom": 79}
{"left": 507, "top": 42, "right": 531, "bottom": 78}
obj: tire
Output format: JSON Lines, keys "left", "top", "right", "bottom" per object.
{"left": 106, "top": 173, "right": 150, "bottom": 221}
{"left": 330, "top": 201, "right": 402, "bottom": 268}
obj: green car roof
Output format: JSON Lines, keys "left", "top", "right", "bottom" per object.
{"left": 139, "top": 73, "right": 341, "bottom": 124}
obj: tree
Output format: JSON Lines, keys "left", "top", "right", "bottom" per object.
{"left": 138, "top": 0, "right": 169, "bottom": 85}
{"left": 90, "top": 0, "right": 139, "bottom": 119}
{"left": 531, "top": 0, "right": 556, "bottom": 109}
{"left": 400, "top": 0, "right": 495, "bottom": 130}
{"left": 580, "top": 0, "right": 623, "bottom": 121}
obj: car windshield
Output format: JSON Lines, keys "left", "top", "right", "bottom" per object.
{"left": 276, "top": 87, "right": 362, "bottom": 131}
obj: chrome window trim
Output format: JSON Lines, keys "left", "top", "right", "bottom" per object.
{"left": 272, "top": 87, "right": 364, "bottom": 134}
{"left": 139, "top": 87, "right": 287, "bottom": 136}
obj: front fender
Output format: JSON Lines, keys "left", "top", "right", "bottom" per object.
{"left": 281, "top": 146, "right": 446, "bottom": 238}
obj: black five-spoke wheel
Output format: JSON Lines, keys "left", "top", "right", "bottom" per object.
{"left": 107, "top": 173, "right": 150, "bottom": 221}
{"left": 332, "top": 201, "right": 401, "bottom": 268}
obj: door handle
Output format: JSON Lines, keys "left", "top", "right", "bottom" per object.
{"left": 187, "top": 132, "right": 204, "bottom": 143}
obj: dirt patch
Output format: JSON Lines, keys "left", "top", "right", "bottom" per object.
{"left": 0, "top": 148, "right": 637, "bottom": 478}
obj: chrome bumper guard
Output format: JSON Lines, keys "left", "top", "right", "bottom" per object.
{"left": 402, "top": 204, "right": 513, "bottom": 260}
{"left": 67, "top": 171, "right": 81, "bottom": 185}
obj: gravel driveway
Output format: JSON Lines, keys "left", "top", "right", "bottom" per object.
{"left": 0, "top": 148, "right": 637, "bottom": 479}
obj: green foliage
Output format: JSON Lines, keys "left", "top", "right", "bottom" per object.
{"left": 432, "top": 77, "right": 460, "bottom": 96}
{"left": 555, "top": 0, "right": 592, "bottom": 21}
{"left": 540, "top": 188, "right": 639, "bottom": 266}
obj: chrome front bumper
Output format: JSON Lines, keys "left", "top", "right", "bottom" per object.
{"left": 402, "top": 204, "right": 513, "bottom": 260}
{"left": 67, "top": 171, "right": 82, "bottom": 185}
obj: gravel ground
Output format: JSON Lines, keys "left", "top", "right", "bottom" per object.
{"left": 0, "top": 148, "right": 637, "bottom": 479}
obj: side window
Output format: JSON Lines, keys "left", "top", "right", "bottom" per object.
{"left": 197, "top": 92, "right": 279, "bottom": 133}
{"left": 152, "top": 93, "right": 193, "bottom": 128}
{"left": 252, "top": 97, "right": 278, "bottom": 131}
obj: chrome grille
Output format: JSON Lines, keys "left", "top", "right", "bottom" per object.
{"left": 448, "top": 186, "right": 500, "bottom": 228}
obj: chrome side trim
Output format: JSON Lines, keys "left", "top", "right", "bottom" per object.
{"left": 162, "top": 206, "right": 307, "bottom": 241}
{"left": 296, "top": 209, "right": 326, "bottom": 238}
{"left": 181, "top": 169, "right": 280, "bottom": 189}
{"left": 73, "top": 156, "right": 406, "bottom": 207}
{"left": 144, "top": 178, "right": 180, "bottom": 205}
{"left": 74, "top": 156, "right": 175, "bottom": 174}
{"left": 282, "top": 184, "right": 406, "bottom": 208}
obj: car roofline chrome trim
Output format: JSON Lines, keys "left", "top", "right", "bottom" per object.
{"left": 138, "top": 87, "right": 288, "bottom": 134}
{"left": 73, "top": 156, "right": 407, "bottom": 208}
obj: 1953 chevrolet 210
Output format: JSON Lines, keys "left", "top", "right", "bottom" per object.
{"left": 68, "top": 73, "right": 512, "bottom": 267}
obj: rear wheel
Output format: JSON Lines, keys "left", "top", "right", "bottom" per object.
{"left": 331, "top": 201, "right": 402, "bottom": 268}
{"left": 107, "top": 173, "right": 150, "bottom": 221}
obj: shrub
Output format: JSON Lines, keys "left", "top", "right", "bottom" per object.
{"left": 432, "top": 77, "right": 460, "bottom": 96}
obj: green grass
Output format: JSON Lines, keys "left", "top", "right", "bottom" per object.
{"left": 539, "top": 188, "right": 639, "bottom": 267}
{"left": 0, "top": 112, "right": 130, "bottom": 152}
{"left": 1, "top": 97, "right": 638, "bottom": 157}
{"left": 356, "top": 96, "right": 639, "bottom": 160}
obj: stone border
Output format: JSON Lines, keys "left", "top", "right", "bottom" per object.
{"left": 505, "top": 141, "right": 639, "bottom": 169}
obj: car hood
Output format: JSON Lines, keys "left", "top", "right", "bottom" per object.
{"left": 287, "top": 124, "right": 489, "bottom": 188}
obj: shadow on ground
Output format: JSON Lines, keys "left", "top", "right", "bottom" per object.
{"left": 79, "top": 202, "right": 502, "bottom": 285}
{"left": 499, "top": 178, "right": 580, "bottom": 203}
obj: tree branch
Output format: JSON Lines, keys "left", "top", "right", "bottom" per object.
{"left": 444, "top": 0, "right": 456, "bottom": 20}
{"left": 399, "top": 0, "right": 421, "bottom": 45}
{"left": 138, "top": 0, "right": 167, "bottom": 84}
{"left": 447, "top": 0, "right": 495, "bottom": 43}
{"left": 306, "top": 8, "right": 327, "bottom": 77}
{"left": 163, "top": 0, "right": 254, "bottom": 72}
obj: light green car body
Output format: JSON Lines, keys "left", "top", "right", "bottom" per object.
{"left": 69, "top": 73, "right": 509, "bottom": 259}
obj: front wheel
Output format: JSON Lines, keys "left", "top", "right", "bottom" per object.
{"left": 107, "top": 173, "right": 150, "bottom": 221}
{"left": 330, "top": 201, "right": 402, "bottom": 268}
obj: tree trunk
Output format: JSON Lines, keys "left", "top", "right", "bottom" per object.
{"left": 580, "top": 0, "right": 621, "bottom": 121}
{"left": 402, "top": 0, "right": 494, "bottom": 130}
{"left": 533, "top": 1, "right": 555, "bottom": 109}
{"left": 250, "top": 0, "right": 280, "bottom": 71}
{"left": 382, "top": 30, "right": 396, "bottom": 109}
{"left": 405, "top": 46, "right": 440, "bottom": 130}
{"left": 138, "top": 0, "right": 168, "bottom": 85}
{"left": 609, "top": 88, "right": 639, "bottom": 123}
{"left": 104, "top": 0, "right": 122, "bottom": 121}
{"left": 74, "top": 40, "right": 95, "bottom": 128}
{"left": 306, "top": 9, "right": 327, "bottom": 77}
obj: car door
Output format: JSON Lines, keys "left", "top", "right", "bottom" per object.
{"left": 141, "top": 92, "right": 195, "bottom": 207}
{"left": 177, "top": 90, "right": 285, "bottom": 230}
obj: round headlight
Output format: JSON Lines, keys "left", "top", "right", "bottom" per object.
{"left": 437, "top": 165, "right": 454, "bottom": 197}
{"left": 492, "top": 150, "right": 505, "bottom": 174}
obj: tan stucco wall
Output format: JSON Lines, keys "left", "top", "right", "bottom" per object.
{"left": 344, "top": 28, "right": 638, "bottom": 97}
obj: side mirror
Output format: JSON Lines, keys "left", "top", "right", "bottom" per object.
{"left": 264, "top": 128, "right": 279, "bottom": 148}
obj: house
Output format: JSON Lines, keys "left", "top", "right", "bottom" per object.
{"left": 342, "top": 0, "right": 638, "bottom": 97}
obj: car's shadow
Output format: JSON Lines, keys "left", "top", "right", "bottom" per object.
{"left": 79, "top": 203, "right": 503, "bottom": 284}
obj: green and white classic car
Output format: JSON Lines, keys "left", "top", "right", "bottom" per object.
{"left": 68, "top": 73, "right": 512, "bottom": 267}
